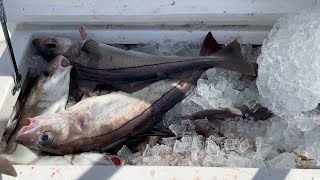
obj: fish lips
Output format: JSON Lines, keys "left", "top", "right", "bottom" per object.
{"left": 15, "top": 118, "right": 38, "bottom": 145}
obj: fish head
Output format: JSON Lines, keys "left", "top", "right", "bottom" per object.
{"left": 36, "top": 55, "right": 72, "bottom": 99}
{"left": 16, "top": 113, "right": 84, "bottom": 154}
{"left": 32, "top": 37, "right": 78, "bottom": 61}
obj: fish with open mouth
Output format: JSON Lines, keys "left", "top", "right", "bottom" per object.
{"left": 16, "top": 40, "right": 254, "bottom": 155}
{"left": 1, "top": 55, "right": 72, "bottom": 164}
{"left": 32, "top": 29, "right": 255, "bottom": 93}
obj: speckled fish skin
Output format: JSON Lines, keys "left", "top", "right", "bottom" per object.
{"left": 16, "top": 70, "right": 204, "bottom": 155}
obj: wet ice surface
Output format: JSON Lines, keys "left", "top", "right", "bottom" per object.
{"left": 257, "top": 9, "right": 320, "bottom": 116}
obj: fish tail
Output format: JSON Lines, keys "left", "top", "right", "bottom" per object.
{"left": 213, "top": 40, "right": 256, "bottom": 76}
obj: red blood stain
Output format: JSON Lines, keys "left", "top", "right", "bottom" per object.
{"left": 110, "top": 157, "right": 122, "bottom": 166}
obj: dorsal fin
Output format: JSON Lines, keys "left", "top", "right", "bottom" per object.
{"left": 199, "top": 32, "right": 222, "bottom": 56}
{"left": 82, "top": 39, "right": 102, "bottom": 57}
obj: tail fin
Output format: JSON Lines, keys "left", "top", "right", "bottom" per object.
{"left": 214, "top": 40, "right": 256, "bottom": 76}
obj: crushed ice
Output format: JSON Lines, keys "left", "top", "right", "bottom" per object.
{"left": 117, "top": 36, "right": 318, "bottom": 168}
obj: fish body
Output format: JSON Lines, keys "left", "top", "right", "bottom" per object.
{"left": 16, "top": 70, "right": 204, "bottom": 155}
{"left": 32, "top": 36, "right": 255, "bottom": 92}
{"left": 1, "top": 55, "right": 72, "bottom": 164}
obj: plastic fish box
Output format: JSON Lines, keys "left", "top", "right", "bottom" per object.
{"left": 0, "top": 0, "right": 319, "bottom": 179}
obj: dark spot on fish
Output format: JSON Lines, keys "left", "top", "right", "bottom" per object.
{"left": 170, "top": 1, "right": 175, "bottom": 5}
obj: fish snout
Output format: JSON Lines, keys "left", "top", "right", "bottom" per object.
{"left": 58, "top": 55, "right": 71, "bottom": 68}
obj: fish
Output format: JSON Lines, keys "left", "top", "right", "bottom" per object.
{"left": 1, "top": 55, "right": 72, "bottom": 164}
{"left": 32, "top": 33, "right": 255, "bottom": 93}
{"left": 16, "top": 69, "right": 209, "bottom": 154}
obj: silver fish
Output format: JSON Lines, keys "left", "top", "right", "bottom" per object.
{"left": 1, "top": 55, "right": 72, "bottom": 164}
{"left": 16, "top": 70, "right": 205, "bottom": 154}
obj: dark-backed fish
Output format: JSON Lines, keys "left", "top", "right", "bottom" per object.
{"left": 32, "top": 34, "right": 255, "bottom": 92}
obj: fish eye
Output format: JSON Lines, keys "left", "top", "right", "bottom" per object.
{"left": 45, "top": 43, "right": 57, "bottom": 49}
{"left": 39, "top": 132, "right": 54, "bottom": 145}
{"left": 43, "top": 71, "right": 49, "bottom": 77}
{"left": 41, "top": 134, "right": 49, "bottom": 141}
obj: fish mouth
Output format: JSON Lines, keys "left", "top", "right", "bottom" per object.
{"left": 60, "top": 56, "right": 70, "bottom": 68}
{"left": 17, "top": 118, "right": 38, "bottom": 136}
{"left": 56, "top": 55, "right": 72, "bottom": 71}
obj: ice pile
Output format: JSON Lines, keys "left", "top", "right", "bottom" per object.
{"left": 129, "top": 119, "right": 302, "bottom": 168}
{"left": 162, "top": 67, "right": 259, "bottom": 127}
{"left": 256, "top": 9, "right": 320, "bottom": 116}
{"left": 126, "top": 59, "right": 309, "bottom": 168}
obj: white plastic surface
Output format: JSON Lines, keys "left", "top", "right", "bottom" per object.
{"left": 3, "top": 0, "right": 319, "bottom": 26}
{"left": 2, "top": 166, "right": 320, "bottom": 180}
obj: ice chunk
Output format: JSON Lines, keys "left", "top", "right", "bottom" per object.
{"left": 303, "top": 127, "right": 320, "bottom": 159}
{"left": 148, "top": 136, "right": 159, "bottom": 146}
{"left": 190, "top": 135, "right": 206, "bottom": 165}
{"left": 266, "top": 117, "right": 287, "bottom": 143}
{"left": 226, "top": 152, "right": 261, "bottom": 168}
{"left": 256, "top": 8, "right": 320, "bottom": 116}
{"left": 162, "top": 137, "right": 177, "bottom": 147}
{"left": 224, "top": 139, "right": 238, "bottom": 151}
{"left": 202, "top": 136, "right": 226, "bottom": 166}
{"left": 117, "top": 145, "right": 133, "bottom": 162}
{"left": 220, "top": 118, "right": 269, "bottom": 139}
{"left": 223, "top": 137, "right": 252, "bottom": 154}
{"left": 189, "top": 69, "right": 254, "bottom": 109}
{"left": 266, "top": 152, "right": 297, "bottom": 168}
{"left": 169, "top": 120, "right": 196, "bottom": 137}
{"left": 254, "top": 137, "right": 279, "bottom": 161}
{"left": 140, "top": 144, "right": 173, "bottom": 166}
{"left": 283, "top": 128, "right": 305, "bottom": 150}
{"left": 173, "top": 136, "right": 192, "bottom": 154}
{"left": 238, "top": 138, "right": 252, "bottom": 153}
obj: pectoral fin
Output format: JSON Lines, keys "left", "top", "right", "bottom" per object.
{"left": 82, "top": 39, "right": 102, "bottom": 58}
